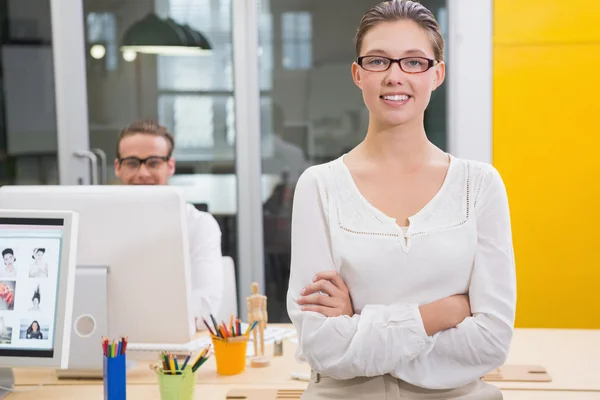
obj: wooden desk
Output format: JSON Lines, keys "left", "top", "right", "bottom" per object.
{"left": 12, "top": 327, "right": 600, "bottom": 393}
{"left": 7, "top": 384, "right": 600, "bottom": 400}
{"left": 13, "top": 339, "right": 309, "bottom": 387}
{"left": 499, "top": 329, "right": 600, "bottom": 392}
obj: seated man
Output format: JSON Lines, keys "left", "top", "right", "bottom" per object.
{"left": 114, "top": 119, "right": 223, "bottom": 329}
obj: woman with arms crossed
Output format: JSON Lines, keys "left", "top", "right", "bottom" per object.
{"left": 286, "top": 1, "right": 515, "bottom": 399}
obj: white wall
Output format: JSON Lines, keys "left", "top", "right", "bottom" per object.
{"left": 447, "top": 0, "right": 492, "bottom": 163}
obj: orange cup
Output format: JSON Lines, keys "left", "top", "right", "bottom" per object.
{"left": 211, "top": 335, "right": 248, "bottom": 375}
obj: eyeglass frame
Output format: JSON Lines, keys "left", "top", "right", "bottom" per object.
{"left": 356, "top": 56, "right": 440, "bottom": 74}
{"left": 117, "top": 155, "right": 171, "bottom": 169}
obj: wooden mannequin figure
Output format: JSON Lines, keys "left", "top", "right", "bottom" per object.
{"left": 247, "top": 282, "right": 270, "bottom": 368}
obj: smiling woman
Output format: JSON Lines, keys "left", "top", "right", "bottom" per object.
{"left": 286, "top": 1, "right": 514, "bottom": 399}
{"left": 351, "top": 7, "right": 445, "bottom": 131}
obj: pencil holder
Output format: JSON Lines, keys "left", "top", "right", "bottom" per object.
{"left": 211, "top": 335, "right": 248, "bottom": 375}
{"left": 103, "top": 354, "right": 127, "bottom": 400}
{"left": 155, "top": 366, "right": 196, "bottom": 400}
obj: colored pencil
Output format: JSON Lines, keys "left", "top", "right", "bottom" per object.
{"left": 156, "top": 345, "right": 211, "bottom": 375}
{"left": 101, "top": 337, "right": 128, "bottom": 358}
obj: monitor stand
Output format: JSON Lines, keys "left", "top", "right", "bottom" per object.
{"left": 0, "top": 368, "right": 14, "bottom": 399}
{"left": 56, "top": 265, "right": 108, "bottom": 379}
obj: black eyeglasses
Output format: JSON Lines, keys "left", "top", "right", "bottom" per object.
{"left": 118, "top": 156, "right": 170, "bottom": 170}
{"left": 357, "top": 56, "right": 439, "bottom": 73}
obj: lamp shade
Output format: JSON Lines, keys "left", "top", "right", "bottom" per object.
{"left": 121, "top": 13, "right": 211, "bottom": 55}
{"left": 178, "top": 23, "right": 212, "bottom": 50}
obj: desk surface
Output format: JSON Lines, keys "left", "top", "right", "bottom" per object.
{"left": 12, "top": 326, "right": 600, "bottom": 393}
{"left": 8, "top": 385, "right": 600, "bottom": 400}
{"left": 500, "top": 328, "right": 600, "bottom": 391}
{"left": 13, "top": 339, "right": 308, "bottom": 387}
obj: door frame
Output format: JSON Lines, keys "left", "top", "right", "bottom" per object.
{"left": 232, "top": 0, "right": 265, "bottom": 320}
{"left": 50, "top": 0, "right": 93, "bottom": 184}
{"left": 447, "top": 0, "right": 493, "bottom": 163}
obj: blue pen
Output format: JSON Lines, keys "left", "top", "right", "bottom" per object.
{"left": 180, "top": 353, "right": 191, "bottom": 371}
{"left": 245, "top": 320, "right": 258, "bottom": 335}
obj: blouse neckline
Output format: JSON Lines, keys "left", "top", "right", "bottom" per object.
{"left": 337, "top": 153, "right": 456, "bottom": 235}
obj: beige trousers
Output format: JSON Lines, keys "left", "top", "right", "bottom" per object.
{"left": 301, "top": 371, "right": 503, "bottom": 400}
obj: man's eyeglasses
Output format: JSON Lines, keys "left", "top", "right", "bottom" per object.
{"left": 356, "top": 56, "right": 439, "bottom": 73}
{"left": 118, "top": 156, "right": 170, "bottom": 170}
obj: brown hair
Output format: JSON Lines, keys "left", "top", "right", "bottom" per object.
{"left": 355, "top": 0, "right": 444, "bottom": 61}
{"left": 116, "top": 119, "right": 175, "bottom": 158}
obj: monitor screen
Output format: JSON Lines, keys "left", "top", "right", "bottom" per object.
{"left": 0, "top": 217, "right": 64, "bottom": 358}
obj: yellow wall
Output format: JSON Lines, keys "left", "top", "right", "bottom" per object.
{"left": 493, "top": 1, "right": 600, "bottom": 328}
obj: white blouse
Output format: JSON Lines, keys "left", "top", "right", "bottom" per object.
{"left": 286, "top": 154, "right": 516, "bottom": 389}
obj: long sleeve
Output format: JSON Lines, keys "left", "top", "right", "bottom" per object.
{"left": 396, "top": 165, "right": 517, "bottom": 389}
{"left": 287, "top": 167, "right": 431, "bottom": 380}
{"left": 186, "top": 205, "right": 224, "bottom": 328}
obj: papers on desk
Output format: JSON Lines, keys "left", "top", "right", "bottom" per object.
{"left": 127, "top": 325, "right": 296, "bottom": 356}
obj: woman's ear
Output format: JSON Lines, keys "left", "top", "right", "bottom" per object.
{"left": 351, "top": 62, "right": 362, "bottom": 89}
{"left": 432, "top": 61, "right": 446, "bottom": 91}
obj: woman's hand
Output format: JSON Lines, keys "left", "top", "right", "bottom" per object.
{"left": 296, "top": 270, "right": 354, "bottom": 317}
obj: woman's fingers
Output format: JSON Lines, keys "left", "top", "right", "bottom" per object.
{"left": 300, "top": 279, "right": 340, "bottom": 297}
{"left": 296, "top": 292, "right": 336, "bottom": 307}
{"left": 312, "top": 270, "right": 349, "bottom": 293}
{"left": 300, "top": 305, "right": 339, "bottom": 317}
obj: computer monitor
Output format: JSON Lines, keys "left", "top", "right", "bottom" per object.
{"left": 0, "top": 209, "right": 78, "bottom": 397}
{"left": 0, "top": 186, "right": 196, "bottom": 352}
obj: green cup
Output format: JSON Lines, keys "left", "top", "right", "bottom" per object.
{"left": 157, "top": 366, "right": 196, "bottom": 400}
